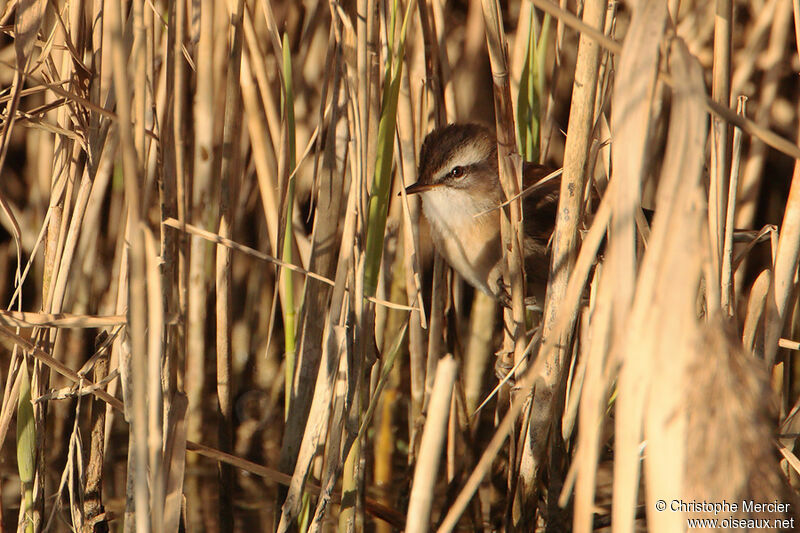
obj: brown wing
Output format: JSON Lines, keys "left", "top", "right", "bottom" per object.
{"left": 519, "top": 163, "right": 560, "bottom": 285}
{"left": 521, "top": 164, "right": 559, "bottom": 236}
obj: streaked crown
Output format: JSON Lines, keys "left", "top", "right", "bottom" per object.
{"left": 417, "top": 123, "right": 498, "bottom": 188}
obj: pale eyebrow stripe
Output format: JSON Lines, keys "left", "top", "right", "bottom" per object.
{"left": 436, "top": 142, "right": 488, "bottom": 180}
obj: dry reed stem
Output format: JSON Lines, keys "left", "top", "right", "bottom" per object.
{"left": 0, "top": 311, "right": 126, "bottom": 328}
{"left": 480, "top": 0, "right": 526, "bottom": 368}
{"left": 708, "top": 0, "right": 733, "bottom": 313}
{"left": 519, "top": 0, "right": 608, "bottom": 521}
{"left": 215, "top": 0, "right": 245, "bottom": 527}
{"left": 185, "top": 10, "right": 216, "bottom": 514}
{"left": 570, "top": 266, "right": 612, "bottom": 533}
{"left": 764, "top": 144, "right": 800, "bottom": 366}
{"left": 396, "top": 40, "right": 428, "bottom": 448}
{"left": 406, "top": 355, "right": 458, "bottom": 533}
{"left": 163, "top": 393, "right": 188, "bottom": 533}
{"left": 721, "top": 96, "right": 747, "bottom": 314}
{"left": 83, "top": 338, "right": 109, "bottom": 531}
{"left": 144, "top": 228, "right": 166, "bottom": 532}
{"left": 106, "top": 0, "right": 149, "bottom": 528}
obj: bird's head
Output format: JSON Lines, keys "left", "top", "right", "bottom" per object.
{"left": 405, "top": 123, "right": 501, "bottom": 201}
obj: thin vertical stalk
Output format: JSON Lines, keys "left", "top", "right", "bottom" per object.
{"left": 186, "top": 0, "right": 216, "bottom": 527}
{"left": 518, "top": 0, "right": 607, "bottom": 524}
{"left": 479, "top": 0, "right": 525, "bottom": 368}
{"left": 216, "top": 0, "right": 245, "bottom": 529}
{"left": 406, "top": 356, "right": 458, "bottom": 533}
{"left": 108, "top": 0, "right": 148, "bottom": 528}
{"left": 363, "top": 0, "right": 414, "bottom": 297}
{"left": 144, "top": 229, "right": 165, "bottom": 533}
{"left": 280, "top": 32, "right": 297, "bottom": 419}
{"left": 396, "top": 49, "right": 427, "bottom": 454}
{"left": 480, "top": 3, "right": 527, "bottom": 527}
{"left": 764, "top": 127, "right": 800, "bottom": 366}
{"left": 708, "top": 0, "right": 732, "bottom": 314}
{"left": 721, "top": 97, "right": 746, "bottom": 315}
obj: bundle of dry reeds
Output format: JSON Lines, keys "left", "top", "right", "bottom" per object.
{"left": 1, "top": 0, "right": 799, "bottom": 531}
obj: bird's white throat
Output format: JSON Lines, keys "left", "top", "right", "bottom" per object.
{"left": 420, "top": 186, "right": 502, "bottom": 295}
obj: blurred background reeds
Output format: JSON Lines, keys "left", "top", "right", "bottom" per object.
{"left": 1, "top": 0, "right": 800, "bottom": 531}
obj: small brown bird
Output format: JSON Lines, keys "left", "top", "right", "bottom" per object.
{"left": 404, "top": 123, "right": 560, "bottom": 306}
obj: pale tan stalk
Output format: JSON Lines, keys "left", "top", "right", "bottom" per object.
{"left": 414, "top": 0, "right": 449, "bottom": 460}
{"left": 186, "top": 3, "right": 216, "bottom": 489}
{"left": 480, "top": 0, "right": 525, "bottom": 361}
{"left": 172, "top": 0, "right": 188, "bottom": 339}
{"left": 430, "top": 0, "right": 457, "bottom": 121}
{"left": 518, "top": 0, "right": 608, "bottom": 522}
{"left": 144, "top": 229, "right": 165, "bottom": 533}
{"left": 396, "top": 40, "right": 427, "bottom": 445}
{"left": 721, "top": 97, "right": 746, "bottom": 315}
{"left": 763, "top": 133, "right": 800, "bottom": 366}
{"left": 242, "top": 7, "right": 280, "bottom": 152}
{"left": 571, "top": 269, "right": 612, "bottom": 533}
{"left": 83, "top": 340, "right": 109, "bottom": 531}
{"left": 215, "top": 0, "right": 245, "bottom": 528}
{"left": 463, "top": 292, "right": 496, "bottom": 415}
{"left": 708, "top": 0, "right": 733, "bottom": 315}
{"left": 422, "top": 257, "right": 446, "bottom": 417}
{"left": 240, "top": 52, "right": 279, "bottom": 251}
{"left": 107, "top": 0, "right": 149, "bottom": 529}
{"left": 406, "top": 355, "right": 458, "bottom": 533}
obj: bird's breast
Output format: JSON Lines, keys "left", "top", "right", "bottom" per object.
{"left": 420, "top": 188, "right": 502, "bottom": 296}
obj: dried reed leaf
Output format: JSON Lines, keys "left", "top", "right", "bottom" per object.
{"left": 163, "top": 393, "right": 188, "bottom": 533}
{"left": 16, "top": 356, "right": 34, "bottom": 532}
{"left": 13, "top": 0, "right": 44, "bottom": 71}
{"left": 617, "top": 34, "right": 708, "bottom": 533}
{"left": 277, "top": 325, "right": 346, "bottom": 531}
{"left": 608, "top": 0, "right": 667, "bottom": 530}
{"left": 743, "top": 269, "right": 771, "bottom": 354}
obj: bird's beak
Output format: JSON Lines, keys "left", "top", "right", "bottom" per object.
{"left": 402, "top": 181, "right": 439, "bottom": 196}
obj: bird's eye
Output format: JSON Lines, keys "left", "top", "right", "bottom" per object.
{"left": 449, "top": 166, "right": 465, "bottom": 178}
